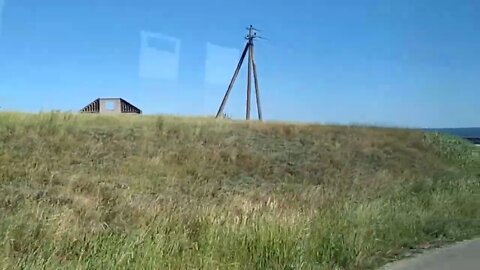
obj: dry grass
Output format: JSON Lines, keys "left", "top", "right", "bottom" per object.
{"left": 0, "top": 112, "right": 479, "bottom": 269}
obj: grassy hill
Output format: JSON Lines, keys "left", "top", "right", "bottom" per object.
{"left": 0, "top": 112, "right": 479, "bottom": 269}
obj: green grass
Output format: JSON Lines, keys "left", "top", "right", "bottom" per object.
{"left": 0, "top": 112, "right": 479, "bottom": 269}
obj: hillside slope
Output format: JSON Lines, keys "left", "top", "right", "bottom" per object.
{"left": 0, "top": 113, "right": 479, "bottom": 269}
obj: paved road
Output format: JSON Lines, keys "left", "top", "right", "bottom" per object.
{"left": 381, "top": 239, "right": 480, "bottom": 270}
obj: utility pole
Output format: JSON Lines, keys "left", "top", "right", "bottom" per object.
{"left": 215, "top": 25, "right": 263, "bottom": 121}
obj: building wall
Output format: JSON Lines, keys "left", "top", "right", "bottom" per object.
{"left": 99, "top": 99, "right": 122, "bottom": 114}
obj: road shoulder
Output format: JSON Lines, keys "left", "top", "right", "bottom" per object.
{"left": 380, "top": 238, "right": 480, "bottom": 270}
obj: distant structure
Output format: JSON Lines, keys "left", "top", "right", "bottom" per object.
{"left": 216, "top": 25, "right": 264, "bottom": 121}
{"left": 80, "top": 98, "right": 142, "bottom": 114}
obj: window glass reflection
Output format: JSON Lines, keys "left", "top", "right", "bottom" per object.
{"left": 139, "top": 30, "right": 180, "bottom": 81}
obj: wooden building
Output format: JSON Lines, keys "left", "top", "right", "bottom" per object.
{"left": 80, "top": 98, "right": 142, "bottom": 114}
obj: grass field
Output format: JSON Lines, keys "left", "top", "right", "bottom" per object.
{"left": 0, "top": 112, "right": 479, "bottom": 269}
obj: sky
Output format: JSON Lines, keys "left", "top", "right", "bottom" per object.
{"left": 0, "top": 0, "right": 479, "bottom": 128}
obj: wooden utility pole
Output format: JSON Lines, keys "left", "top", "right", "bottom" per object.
{"left": 250, "top": 43, "right": 262, "bottom": 120}
{"left": 215, "top": 25, "right": 263, "bottom": 121}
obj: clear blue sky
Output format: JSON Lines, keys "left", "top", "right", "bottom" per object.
{"left": 0, "top": 0, "right": 479, "bottom": 128}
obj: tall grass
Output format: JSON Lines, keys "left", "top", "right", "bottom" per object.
{"left": 0, "top": 112, "right": 479, "bottom": 269}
